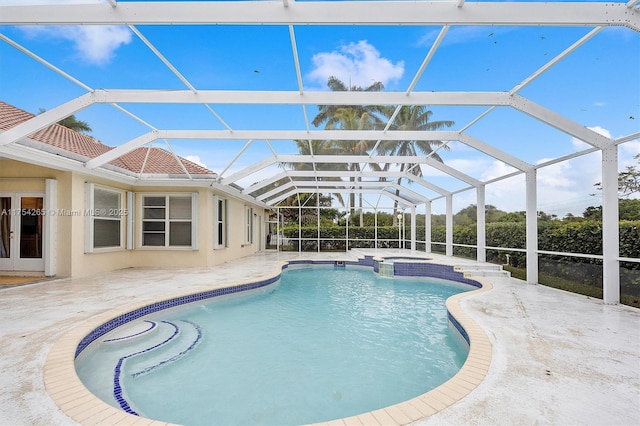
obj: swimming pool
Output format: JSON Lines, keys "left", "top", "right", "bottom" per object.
{"left": 75, "top": 265, "right": 475, "bottom": 425}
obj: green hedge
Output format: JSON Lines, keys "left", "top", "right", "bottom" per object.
{"left": 283, "top": 221, "right": 640, "bottom": 300}
{"left": 285, "top": 221, "right": 640, "bottom": 263}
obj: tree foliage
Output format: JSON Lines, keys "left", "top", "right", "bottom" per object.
{"left": 39, "top": 108, "right": 92, "bottom": 134}
{"left": 594, "top": 153, "right": 640, "bottom": 197}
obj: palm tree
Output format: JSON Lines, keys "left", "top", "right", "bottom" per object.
{"left": 378, "top": 105, "right": 454, "bottom": 223}
{"left": 58, "top": 115, "right": 92, "bottom": 134}
{"left": 326, "top": 107, "right": 381, "bottom": 223}
{"left": 312, "top": 76, "right": 386, "bottom": 129}
{"left": 309, "top": 77, "right": 388, "bottom": 225}
{"left": 39, "top": 108, "right": 92, "bottom": 134}
{"left": 284, "top": 139, "right": 346, "bottom": 207}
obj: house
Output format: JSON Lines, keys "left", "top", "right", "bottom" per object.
{"left": 0, "top": 101, "right": 267, "bottom": 278}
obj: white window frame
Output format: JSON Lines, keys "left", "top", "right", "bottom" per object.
{"left": 84, "top": 183, "right": 126, "bottom": 253}
{"left": 244, "top": 206, "right": 253, "bottom": 245}
{"left": 213, "top": 195, "right": 228, "bottom": 250}
{"left": 140, "top": 193, "right": 198, "bottom": 249}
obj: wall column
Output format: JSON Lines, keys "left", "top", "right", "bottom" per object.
{"left": 44, "top": 178, "right": 57, "bottom": 276}
{"left": 425, "top": 201, "right": 432, "bottom": 254}
{"left": 446, "top": 194, "right": 453, "bottom": 257}
{"left": 476, "top": 184, "right": 486, "bottom": 263}
{"left": 526, "top": 170, "right": 538, "bottom": 284}
{"left": 410, "top": 205, "right": 416, "bottom": 252}
{"left": 602, "top": 145, "right": 620, "bottom": 304}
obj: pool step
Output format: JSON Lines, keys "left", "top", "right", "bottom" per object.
{"left": 454, "top": 264, "right": 511, "bottom": 278}
{"left": 102, "top": 320, "right": 159, "bottom": 344}
{"left": 125, "top": 319, "right": 203, "bottom": 378}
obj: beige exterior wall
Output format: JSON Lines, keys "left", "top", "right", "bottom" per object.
{"left": 0, "top": 158, "right": 267, "bottom": 278}
{"left": 0, "top": 159, "right": 73, "bottom": 276}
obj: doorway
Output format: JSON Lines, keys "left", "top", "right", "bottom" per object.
{"left": 0, "top": 193, "right": 45, "bottom": 272}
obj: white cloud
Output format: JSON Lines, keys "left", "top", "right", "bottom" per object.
{"left": 184, "top": 155, "right": 207, "bottom": 169}
{"left": 21, "top": 25, "right": 132, "bottom": 66}
{"left": 620, "top": 140, "right": 640, "bottom": 157}
{"left": 307, "top": 40, "right": 404, "bottom": 89}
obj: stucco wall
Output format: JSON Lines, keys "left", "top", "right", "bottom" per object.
{"left": 0, "top": 159, "right": 73, "bottom": 276}
{"left": 1, "top": 159, "right": 267, "bottom": 278}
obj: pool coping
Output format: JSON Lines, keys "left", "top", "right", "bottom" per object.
{"left": 43, "top": 258, "right": 493, "bottom": 426}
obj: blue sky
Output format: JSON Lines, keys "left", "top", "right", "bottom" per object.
{"left": 1, "top": 0, "right": 639, "bottom": 216}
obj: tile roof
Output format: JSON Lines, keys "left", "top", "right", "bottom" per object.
{"left": 0, "top": 101, "right": 215, "bottom": 176}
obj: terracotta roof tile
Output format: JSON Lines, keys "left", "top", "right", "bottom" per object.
{"left": 0, "top": 101, "right": 216, "bottom": 176}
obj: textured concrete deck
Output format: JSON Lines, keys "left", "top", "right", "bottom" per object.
{"left": 0, "top": 250, "right": 638, "bottom": 425}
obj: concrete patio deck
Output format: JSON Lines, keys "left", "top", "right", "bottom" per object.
{"left": 1, "top": 250, "right": 638, "bottom": 425}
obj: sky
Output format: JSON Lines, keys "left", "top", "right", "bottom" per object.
{"left": 0, "top": 0, "right": 639, "bottom": 217}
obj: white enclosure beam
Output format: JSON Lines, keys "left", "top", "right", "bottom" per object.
{"left": 446, "top": 194, "right": 453, "bottom": 257}
{"left": 268, "top": 187, "right": 414, "bottom": 208}
{"left": 218, "top": 139, "right": 254, "bottom": 179}
{"left": 85, "top": 132, "right": 158, "bottom": 169}
{"left": 258, "top": 181, "right": 296, "bottom": 202}
{"left": 406, "top": 25, "right": 449, "bottom": 94}
{"left": 242, "top": 172, "right": 289, "bottom": 195}
{"left": 2, "top": 2, "right": 636, "bottom": 29}
{"left": 615, "top": 132, "right": 640, "bottom": 145}
{"left": 0, "top": 93, "right": 94, "bottom": 146}
{"left": 0, "top": 33, "right": 93, "bottom": 92}
{"left": 44, "top": 179, "right": 57, "bottom": 277}
{"left": 278, "top": 154, "right": 447, "bottom": 164}
{"left": 292, "top": 181, "right": 429, "bottom": 204}
{"left": 84, "top": 131, "right": 464, "bottom": 169}
{"left": 602, "top": 145, "right": 620, "bottom": 304}
{"left": 281, "top": 170, "right": 450, "bottom": 196}
{"left": 525, "top": 170, "right": 538, "bottom": 284}
{"left": 477, "top": 184, "right": 486, "bottom": 263}
{"left": 129, "top": 25, "right": 197, "bottom": 93}
{"left": 459, "top": 133, "right": 532, "bottom": 171}
{"left": 424, "top": 202, "right": 432, "bottom": 254}
{"left": 89, "top": 89, "right": 512, "bottom": 107}
{"left": 410, "top": 205, "right": 417, "bottom": 252}
{"left": 510, "top": 95, "right": 612, "bottom": 149}
{"left": 220, "top": 157, "right": 277, "bottom": 185}
{"left": 423, "top": 157, "right": 483, "bottom": 187}
{"left": 509, "top": 27, "right": 604, "bottom": 95}
{"left": 100, "top": 128, "right": 461, "bottom": 143}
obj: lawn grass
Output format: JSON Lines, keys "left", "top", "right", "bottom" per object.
{"left": 503, "top": 265, "right": 639, "bottom": 309}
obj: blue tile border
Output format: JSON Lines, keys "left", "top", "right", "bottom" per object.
{"left": 448, "top": 311, "right": 470, "bottom": 345}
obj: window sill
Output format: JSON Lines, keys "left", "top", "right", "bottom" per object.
{"left": 85, "top": 247, "right": 126, "bottom": 254}
{"left": 137, "top": 246, "right": 197, "bottom": 251}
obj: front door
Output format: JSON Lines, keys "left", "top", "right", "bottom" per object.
{"left": 0, "top": 193, "right": 45, "bottom": 272}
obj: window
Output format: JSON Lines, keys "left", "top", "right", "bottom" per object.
{"left": 213, "top": 196, "right": 227, "bottom": 249}
{"left": 142, "top": 194, "right": 196, "bottom": 248}
{"left": 244, "top": 206, "right": 253, "bottom": 245}
{"left": 85, "top": 184, "right": 125, "bottom": 252}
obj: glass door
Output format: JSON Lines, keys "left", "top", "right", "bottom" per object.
{"left": 0, "top": 194, "right": 45, "bottom": 272}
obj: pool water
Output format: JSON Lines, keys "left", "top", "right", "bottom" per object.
{"left": 76, "top": 267, "right": 471, "bottom": 425}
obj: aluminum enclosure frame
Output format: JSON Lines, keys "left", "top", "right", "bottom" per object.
{"left": 1, "top": 1, "right": 638, "bottom": 304}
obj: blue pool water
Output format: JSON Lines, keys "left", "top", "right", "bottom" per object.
{"left": 76, "top": 266, "right": 472, "bottom": 425}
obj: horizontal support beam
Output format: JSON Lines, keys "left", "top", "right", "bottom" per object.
{"left": 1, "top": 2, "right": 636, "bottom": 29}
{"left": 91, "top": 89, "right": 510, "bottom": 106}
{"left": 292, "top": 180, "right": 428, "bottom": 202}
{"left": 267, "top": 187, "right": 418, "bottom": 208}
